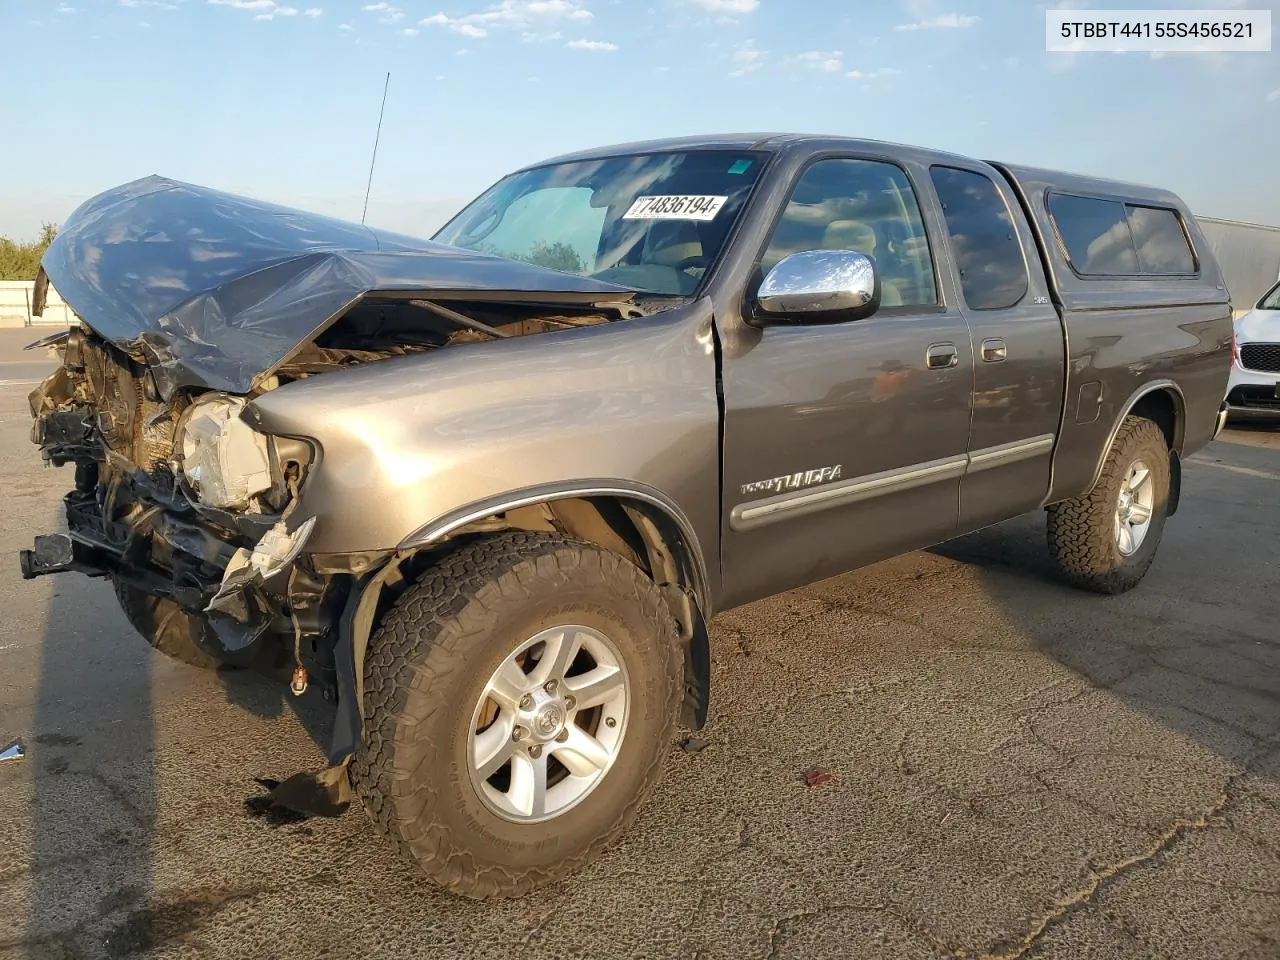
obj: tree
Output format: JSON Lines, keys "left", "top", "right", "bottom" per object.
{"left": 477, "top": 239, "right": 586, "bottom": 274}
{"left": 0, "top": 223, "right": 58, "bottom": 281}
{"left": 524, "top": 240, "right": 585, "bottom": 274}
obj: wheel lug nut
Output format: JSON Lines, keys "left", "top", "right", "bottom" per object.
{"left": 563, "top": 695, "right": 576, "bottom": 710}
{"left": 605, "top": 717, "right": 617, "bottom": 728}
{"left": 543, "top": 680, "right": 558, "bottom": 695}
{"left": 555, "top": 729, "right": 569, "bottom": 743}
{"left": 529, "top": 745, "right": 543, "bottom": 759}
{"left": 511, "top": 726, "right": 528, "bottom": 742}
{"left": 519, "top": 694, "right": 534, "bottom": 710}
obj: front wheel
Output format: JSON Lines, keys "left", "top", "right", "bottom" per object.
{"left": 1046, "top": 415, "right": 1171, "bottom": 594}
{"left": 351, "top": 532, "right": 683, "bottom": 898}
{"left": 112, "top": 579, "right": 268, "bottom": 669}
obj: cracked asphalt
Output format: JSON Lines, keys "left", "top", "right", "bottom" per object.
{"left": 0, "top": 326, "right": 1277, "bottom": 960}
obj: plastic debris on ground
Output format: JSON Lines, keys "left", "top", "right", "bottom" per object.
{"left": 0, "top": 738, "right": 26, "bottom": 763}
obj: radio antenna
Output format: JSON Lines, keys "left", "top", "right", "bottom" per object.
{"left": 361, "top": 71, "right": 391, "bottom": 225}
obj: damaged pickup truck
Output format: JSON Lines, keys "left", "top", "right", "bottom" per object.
{"left": 22, "top": 134, "right": 1233, "bottom": 898}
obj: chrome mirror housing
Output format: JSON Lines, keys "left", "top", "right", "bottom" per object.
{"left": 754, "top": 250, "right": 881, "bottom": 324}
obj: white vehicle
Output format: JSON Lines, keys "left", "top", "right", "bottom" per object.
{"left": 1227, "top": 279, "right": 1280, "bottom": 421}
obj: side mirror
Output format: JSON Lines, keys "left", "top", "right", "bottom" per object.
{"left": 754, "top": 250, "right": 881, "bottom": 324}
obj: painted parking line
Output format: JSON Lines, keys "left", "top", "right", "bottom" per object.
{"left": 1186, "top": 455, "right": 1280, "bottom": 482}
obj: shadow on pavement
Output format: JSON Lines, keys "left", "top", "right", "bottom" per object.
{"left": 23, "top": 578, "right": 335, "bottom": 958}
{"left": 930, "top": 435, "right": 1280, "bottom": 787}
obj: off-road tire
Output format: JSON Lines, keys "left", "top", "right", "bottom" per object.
{"left": 1046, "top": 415, "right": 1170, "bottom": 595}
{"left": 112, "top": 579, "right": 267, "bottom": 670}
{"left": 350, "top": 531, "right": 683, "bottom": 899}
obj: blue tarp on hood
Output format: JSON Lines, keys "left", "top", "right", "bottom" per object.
{"left": 40, "top": 175, "right": 634, "bottom": 397}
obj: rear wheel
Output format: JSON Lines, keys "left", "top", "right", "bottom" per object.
{"left": 1046, "top": 415, "right": 1171, "bottom": 594}
{"left": 351, "top": 531, "right": 682, "bottom": 898}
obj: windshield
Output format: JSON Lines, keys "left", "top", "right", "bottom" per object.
{"left": 433, "top": 150, "right": 767, "bottom": 296}
{"left": 1259, "top": 279, "right": 1280, "bottom": 310}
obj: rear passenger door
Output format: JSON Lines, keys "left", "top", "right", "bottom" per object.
{"left": 927, "top": 164, "right": 1067, "bottom": 531}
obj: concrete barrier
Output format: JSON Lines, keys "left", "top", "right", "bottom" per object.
{"left": 1197, "top": 217, "right": 1280, "bottom": 317}
{"left": 0, "top": 280, "right": 76, "bottom": 328}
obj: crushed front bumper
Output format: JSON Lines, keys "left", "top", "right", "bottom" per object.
{"left": 18, "top": 480, "right": 317, "bottom": 655}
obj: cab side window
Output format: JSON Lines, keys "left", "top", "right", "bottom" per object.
{"left": 929, "top": 165, "right": 1029, "bottom": 311}
{"left": 761, "top": 158, "right": 938, "bottom": 307}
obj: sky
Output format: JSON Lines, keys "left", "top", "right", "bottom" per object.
{"left": 2, "top": 0, "right": 1278, "bottom": 240}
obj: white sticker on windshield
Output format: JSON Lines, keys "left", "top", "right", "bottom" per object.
{"left": 622, "top": 195, "right": 729, "bottom": 221}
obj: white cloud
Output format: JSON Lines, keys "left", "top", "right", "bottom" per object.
{"left": 209, "top": 0, "right": 277, "bottom": 9}
{"left": 421, "top": 12, "right": 485, "bottom": 35}
{"left": 567, "top": 37, "right": 617, "bottom": 50}
{"left": 338, "top": 20, "right": 353, "bottom": 28}
{"left": 57, "top": 4, "right": 75, "bottom": 12}
{"left": 894, "top": 12, "right": 979, "bottom": 30}
{"left": 361, "top": 1, "right": 403, "bottom": 22}
{"left": 304, "top": 6, "right": 322, "bottom": 15}
{"left": 119, "top": 0, "right": 178, "bottom": 7}
{"left": 1267, "top": 89, "right": 1280, "bottom": 103}
{"left": 210, "top": 0, "right": 298, "bottom": 17}
{"left": 794, "top": 50, "right": 842, "bottom": 73}
{"left": 686, "top": 0, "right": 758, "bottom": 12}
{"left": 729, "top": 41, "right": 764, "bottom": 76}
{"left": 845, "top": 67, "right": 901, "bottom": 80}
{"left": 421, "top": 0, "right": 592, "bottom": 39}
{"left": 521, "top": 29, "right": 563, "bottom": 41}
{"left": 402, "top": 26, "right": 418, "bottom": 35}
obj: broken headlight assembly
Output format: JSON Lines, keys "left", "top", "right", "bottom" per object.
{"left": 173, "top": 393, "right": 323, "bottom": 624}
{"left": 176, "top": 394, "right": 273, "bottom": 510}
{"left": 172, "top": 391, "right": 320, "bottom": 572}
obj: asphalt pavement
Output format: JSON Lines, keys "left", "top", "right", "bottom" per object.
{"left": 0, "top": 325, "right": 1277, "bottom": 960}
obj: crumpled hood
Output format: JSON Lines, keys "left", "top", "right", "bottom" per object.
{"left": 40, "top": 175, "right": 634, "bottom": 397}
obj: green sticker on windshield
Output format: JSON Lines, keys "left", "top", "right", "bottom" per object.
{"left": 728, "top": 159, "right": 753, "bottom": 174}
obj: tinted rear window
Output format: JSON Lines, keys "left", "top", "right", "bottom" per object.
{"left": 1049, "top": 195, "right": 1138, "bottom": 276}
{"left": 930, "top": 165, "right": 1028, "bottom": 310}
{"left": 1048, "top": 193, "right": 1196, "bottom": 278}
{"left": 1127, "top": 205, "right": 1195, "bottom": 274}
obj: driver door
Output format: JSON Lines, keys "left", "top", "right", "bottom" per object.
{"left": 718, "top": 157, "right": 975, "bottom": 609}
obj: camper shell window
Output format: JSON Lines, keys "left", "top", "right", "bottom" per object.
{"left": 1047, "top": 192, "right": 1198, "bottom": 279}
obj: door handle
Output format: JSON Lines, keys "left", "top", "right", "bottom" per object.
{"left": 926, "top": 342, "right": 959, "bottom": 369}
{"left": 981, "top": 338, "right": 1007, "bottom": 363}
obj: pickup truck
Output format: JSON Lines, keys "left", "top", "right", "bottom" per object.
{"left": 21, "top": 133, "right": 1233, "bottom": 898}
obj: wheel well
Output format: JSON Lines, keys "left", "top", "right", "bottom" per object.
{"left": 1120, "top": 387, "right": 1185, "bottom": 516}
{"left": 1129, "top": 388, "right": 1183, "bottom": 454}
{"left": 417, "top": 496, "right": 711, "bottom": 729}
{"left": 431, "top": 495, "right": 703, "bottom": 616}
